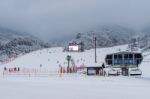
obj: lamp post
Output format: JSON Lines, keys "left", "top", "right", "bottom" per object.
{"left": 67, "top": 55, "right": 71, "bottom": 73}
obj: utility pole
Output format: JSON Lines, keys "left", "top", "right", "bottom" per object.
{"left": 94, "top": 37, "right": 97, "bottom": 63}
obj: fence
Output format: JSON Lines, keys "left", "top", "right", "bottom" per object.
{"left": 2, "top": 68, "right": 59, "bottom": 77}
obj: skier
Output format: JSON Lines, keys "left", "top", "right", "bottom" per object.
{"left": 14, "top": 67, "right": 17, "bottom": 71}
{"left": 4, "top": 67, "right": 7, "bottom": 71}
{"left": 18, "top": 67, "right": 20, "bottom": 72}
{"left": 102, "top": 63, "right": 105, "bottom": 76}
{"left": 102, "top": 63, "right": 105, "bottom": 68}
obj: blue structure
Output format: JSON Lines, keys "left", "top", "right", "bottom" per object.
{"left": 105, "top": 51, "right": 143, "bottom": 68}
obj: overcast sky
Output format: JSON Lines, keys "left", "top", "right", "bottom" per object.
{"left": 0, "top": 0, "right": 150, "bottom": 41}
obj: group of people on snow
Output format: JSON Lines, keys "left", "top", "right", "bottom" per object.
{"left": 4, "top": 67, "right": 20, "bottom": 72}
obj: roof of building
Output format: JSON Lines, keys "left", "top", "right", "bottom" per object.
{"left": 85, "top": 62, "right": 102, "bottom": 68}
{"left": 107, "top": 51, "right": 142, "bottom": 55}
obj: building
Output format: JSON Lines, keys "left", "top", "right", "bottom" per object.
{"left": 68, "top": 41, "right": 84, "bottom": 52}
{"left": 85, "top": 63, "right": 104, "bottom": 76}
{"left": 105, "top": 51, "right": 143, "bottom": 68}
{"left": 86, "top": 66, "right": 103, "bottom": 75}
{"left": 105, "top": 51, "right": 143, "bottom": 76}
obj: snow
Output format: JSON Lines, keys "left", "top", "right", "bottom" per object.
{"left": 0, "top": 44, "right": 150, "bottom": 99}
{"left": 140, "top": 53, "right": 150, "bottom": 78}
{"left": 0, "top": 75, "right": 150, "bottom": 99}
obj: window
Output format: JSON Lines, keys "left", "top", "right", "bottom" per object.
{"left": 124, "top": 54, "right": 128, "bottom": 59}
{"left": 114, "top": 55, "right": 117, "bottom": 59}
{"left": 129, "top": 54, "right": 133, "bottom": 58}
{"left": 135, "top": 54, "right": 142, "bottom": 58}
{"left": 106, "top": 55, "right": 112, "bottom": 59}
{"left": 118, "top": 54, "right": 122, "bottom": 59}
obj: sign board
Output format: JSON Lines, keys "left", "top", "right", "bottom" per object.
{"left": 69, "top": 45, "right": 79, "bottom": 51}
{"left": 114, "top": 59, "right": 134, "bottom": 65}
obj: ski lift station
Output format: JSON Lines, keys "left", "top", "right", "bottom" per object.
{"left": 105, "top": 51, "right": 143, "bottom": 76}
{"left": 105, "top": 51, "right": 143, "bottom": 68}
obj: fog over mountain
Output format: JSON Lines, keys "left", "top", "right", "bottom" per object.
{"left": 0, "top": 0, "right": 150, "bottom": 60}
{"left": 0, "top": 0, "right": 150, "bottom": 41}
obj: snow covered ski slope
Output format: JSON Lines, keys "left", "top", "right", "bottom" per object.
{"left": 0, "top": 45, "right": 150, "bottom": 99}
{"left": 0, "top": 45, "right": 127, "bottom": 72}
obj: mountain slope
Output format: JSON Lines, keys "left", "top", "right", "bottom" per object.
{"left": 50, "top": 25, "right": 150, "bottom": 51}
{"left": 138, "top": 28, "right": 150, "bottom": 51}
{"left": 70, "top": 25, "right": 136, "bottom": 49}
{"left": 0, "top": 27, "right": 50, "bottom": 62}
